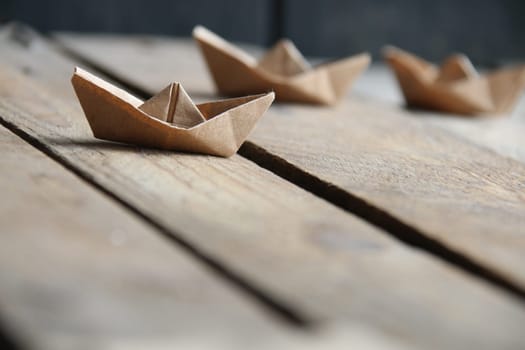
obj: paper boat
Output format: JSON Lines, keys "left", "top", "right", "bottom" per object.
{"left": 384, "top": 46, "right": 525, "bottom": 115}
{"left": 193, "top": 26, "right": 370, "bottom": 105}
{"left": 71, "top": 67, "right": 274, "bottom": 157}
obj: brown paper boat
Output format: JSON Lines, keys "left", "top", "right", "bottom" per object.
{"left": 193, "top": 26, "right": 370, "bottom": 105}
{"left": 71, "top": 67, "right": 274, "bottom": 157}
{"left": 384, "top": 46, "right": 525, "bottom": 116}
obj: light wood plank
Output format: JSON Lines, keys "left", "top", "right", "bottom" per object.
{"left": 2, "top": 25, "right": 525, "bottom": 349}
{"left": 0, "top": 125, "right": 296, "bottom": 349}
{"left": 55, "top": 33, "right": 525, "bottom": 293}
{"left": 353, "top": 64, "right": 525, "bottom": 163}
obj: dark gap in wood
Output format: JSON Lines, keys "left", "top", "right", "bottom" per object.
{"left": 0, "top": 116, "right": 311, "bottom": 330}
{"left": 51, "top": 37, "right": 152, "bottom": 100}
{"left": 51, "top": 35, "right": 525, "bottom": 303}
{"left": 0, "top": 330, "right": 20, "bottom": 350}
{"left": 267, "top": 0, "right": 285, "bottom": 46}
{"left": 0, "top": 316, "right": 22, "bottom": 350}
{"left": 238, "top": 141, "right": 525, "bottom": 303}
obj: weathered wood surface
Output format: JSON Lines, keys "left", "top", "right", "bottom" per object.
{"left": 54, "top": 33, "right": 525, "bottom": 293}
{"left": 0, "top": 125, "right": 423, "bottom": 350}
{"left": 353, "top": 64, "right": 525, "bottom": 163}
{"left": 0, "top": 126, "right": 295, "bottom": 350}
{"left": 1, "top": 24, "right": 524, "bottom": 349}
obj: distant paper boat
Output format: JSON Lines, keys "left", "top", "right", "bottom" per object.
{"left": 71, "top": 67, "right": 274, "bottom": 157}
{"left": 384, "top": 46, "right": 525, "bottom": 116}
{"left": 193, "top": 26, "right": 370, "bottom": 105}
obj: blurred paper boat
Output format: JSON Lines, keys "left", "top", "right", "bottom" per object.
{"left": 71, "top": 67, "right": 274, "bottom": 157}
{"left": 384, "top": 46, "right": 525, "bottom": 116}
{"left": 193, "top": 25, "right": 370, "bottom": 105}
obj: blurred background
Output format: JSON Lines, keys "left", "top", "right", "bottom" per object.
{"left": 1, "top": 0, "right": 524, "bottom": 65}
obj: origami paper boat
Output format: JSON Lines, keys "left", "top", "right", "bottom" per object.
{"left": 384, "top": 46, "right": 525, "bottom": 116}
{"left": 71, "top": 67, "right": 274, "bottom": 157}
{"left": 193, "top": 26, "right": 370, "bottom": 105}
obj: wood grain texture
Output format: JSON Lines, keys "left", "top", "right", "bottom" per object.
{"left": 0, "top": 126, "right": 295, "bottom": 350}
{"left": 54, "top": 33, "right": 525, "bottom": 293}
{"left": 0, "top": 124, "right": 423, "bottom": 350}
{"left": 2, "top": 26, "right": 525, "bottom": 349}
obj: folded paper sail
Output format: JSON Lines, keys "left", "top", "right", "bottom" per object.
{"left": 71, "top": 67, "right": 274, "bottom": 157}
{"left": 193, "top": 26, "right": 370, "bottom": 105}
{"left": 384, "top": 46, "right": 525, "bottom": 116}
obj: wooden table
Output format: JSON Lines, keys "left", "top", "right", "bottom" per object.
{"left": 1, "top": 22, "right": 524, "bottom": 349}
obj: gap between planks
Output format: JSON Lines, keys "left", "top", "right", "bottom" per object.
{"left": 0, "top": 115, "right": 308, "bottom": 328}
{"left": 0, "top": 319, "right": 18, "bottom": 350}
{"left": 238, "top": 142, "right": 525, "bottom": 302}
{"left": 2, "top": 123, "right": 373, "bottom": 350}
{"left": 53, "top": 35, "right": 525, "bottom": 303}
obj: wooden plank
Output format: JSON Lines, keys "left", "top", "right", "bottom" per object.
{"left": 1, "top": 25, "right": 525, "bottom": 349}
{"left": 55, "top": 33, "right": 216, "bottom": 99}
{"left": 0, "top": 125, "right": 293, "bottom": 349}
{"left": 353, "top": 64, "right": 525, "bottom": 163}
{"left": 0, "top": 124, "right": 421, "bottom": 350}
{"left": 253, "top": 83, "right": 525, "bottom": 295}
{"left": 54, "top": 33, "right": 525, "bottom": 294}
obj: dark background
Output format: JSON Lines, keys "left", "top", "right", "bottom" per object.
{"left": 1, "top": 0, "right": 524, "bottom": 65}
